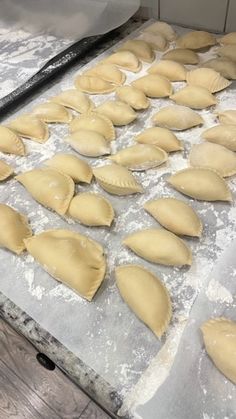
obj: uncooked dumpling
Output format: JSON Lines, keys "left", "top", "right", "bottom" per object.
{"left": 8, "top": 114, "right": 49, "bottom": 143}
{"left": 170, "top": 86, "right": 217, "bottom": 109}
{"left": 116, "top": 264, "right": 172, "bottom": 338}
{"left": 168, "top": 167, "right": 232, "bottom": 201}
{"left": 102, "top": 51, "right": 142, "bottom": 72}
{"left": 201, "top": 318, "right": 236, "bottom": 384}
{"left": 152, "top": 106, "right": 203, "bottom": 130}
{"left": 24, "top": 229, "right": 106, "bottom": 301}
{"left": 109, "top": 144, "right": 167, "bottom": 171}
{"left": 69, "top": 112, "right": 115, "bottom": 141}
{"left": 186, "top": 68, "right": 231, "bottom": 93}
{"left": 144, "top": 21, "right": 177, "bottom": 41}
{"left": 117, "top": 40, "right": 155, "bottom": 63}
{"left": 148, "top": 60, "right": 187, "bottom": 81}
{"left": 217, "top": 45, "right": 236, "bottom": 62}
{"left": 96, "top": 100, "right": 137, "bottom": 126}
{"left": 123, "top": 228, "right": 192, "bottom": 266}
{"left": 177, "top": 31, "right": 216, "bottom": 50}
{"left": 0, "top": 126, "right": 25, "bottom": 156}
{"left": 202, "top": 58, "right": 236, "bottom": 80}
{"left": 202, "top": 124, "right": 236, "bottom": 151}
{"left": 0, "top": 204, "right": 32, "bottom": 254}
{"left": 116, "top": 85, "right": 150, "bottom": 110}
{"left": 67, "top": 193, "right": 114, "bottom": 226}
{"left": 65, "top": 130, "right": 110, "bottom": 157}
{"left": 218, "top": 32, "right": 236, "bottom": 45}
{"left": 163, "top": 48, "right": 199, "bottom": 64}
{"left": 31, "top": 102, "right": 72, "bottom": 123}
{"left": 0, "top": 160, "right": 13, "bottom": 181}
{"left": 137, "top": 32, "right": 168, "bottom": 51}
{"left": 16, "top": 168, "right": 75, "bottom": 215}
{"left": 135, "top": 127, "right": 183, "bottom": 152}
{"left": 83, "top": 63, "right": 126, "bottom": 85}
{"left": 93, "top": 164, "right": 143, "bottom": 195}
{"left": 190, "top": 142, "right": 236, "bottom": 177}
{"left": 51, "top": 90, "right": 94, "bottom": 113}
{"left": 144, "top": 198, "right": 202, "bottom": 237}
{"left": 74, "top": 75, "right": 116, "bottom": 94}
{"left": 217, "top": 110, "right": 236, "bottom": 125}
{"left": 45, "top": 154, "right": 93, "bottom": 183}
{"left": 132, "top": 74, "right": 172, "bottom": 98}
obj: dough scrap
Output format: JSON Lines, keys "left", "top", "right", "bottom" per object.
{"left": 148, "top": 60, "right": 187, "bottom": 81}
{"left": 170, "top": 85, "right": 217, "bottom": 109}
{"left": 69, "top": 112, "right": 115, "bottom": 141}
{"left": 109, "top": 144, "right": 167, "bottom": 171}
{"left": 31, "top": 102, "right": 72, "bottom": 123}
{"left": 202, "top": 124, "right": 236, "bottom": 151}
{"left": 24, "top": 229, "right": 106, "bottom": 301}
{"left": 162, "top": 48, "right": 199, "bottom": 64}
{"left": 0, "top": 126, "right": 25, "bottom": 156}
{"left": 16, "top": 168, "right": 75, "bottom": 215}
{"left": 45, "top": 153, "right": 93, "bottom": 183}
{"left": 137, "top": 32, "right": 168, "bottom": 51}
{"left": 116, "top": 264, "right": 172, "bottom": 338}
{"left": 0, "top": 160, "right": 13, "bottom": 181}
{"left": 67, "top": 193, "right": 114, "bottom": 226}
{"left": 218, "top": 32, "right": 236, "bottom": 45}
{"left": 144, "top": 21, "right": 177, "bottom": 41}
{"left": 135, "top": 127, "right": 183, "bottom": 152}
{"left": 201, "top": 318, "right": 236, "bottom": 384}
{"left": 96, "top": 100, "right": 137, "bottom": 126}
{"left": 186, "top": 68, "right": 231, "bottom": 93}
{"left": 168, "top": 167, "right": 232, "bottom": 201}
{"left": 83, "top": 63, "right": 126, "bottom": 85}
{"left": 190, "top": 142, "right": 236, "bottom": 177}
{"left": 152, "top": 105, "right": 203, "bottom": 130}
{"left": 8, "top": 114, "right": 49, "bottom": 143}
{"left": 123, "top": 228, "right": 192, "bottom": 266}
{"left": 65, "top": 129, "right": 110, "bottom": 157}
{"left": 102, "top": 50, "right": 142, "bottom": 72}
{"left": 132, "top": 74, "right": 172, "bottom": 98}
{"left": 93, "top": 164, "right": 143, "bottom": 195}
{"left": 144, "top": 198, "right": 202, "bottom": 237}
{"left": 0, "top": 204, "right": 32, "bottom": 254}
{"left": 51, "top": 89, "right": 94, "bottom": 113}
{"left": 177, "top": 31, "right": 216, "bottom": 50}
{"left": 217, "top": 110, "right": 236, "bottom": 125}
{"left": 116, "top": 85, "right": 150, "bottom": 110}
{"left": 202, "top": 58, "right": 236, "bottom": 80}
{"left": 74, "top": 75, "right": 116, "bottom": 94}
{"left": 117, "top": 40, "right": 155, "bottom": 63}
{"left": 217, "top": 45, "right": 236, "bottom": 62}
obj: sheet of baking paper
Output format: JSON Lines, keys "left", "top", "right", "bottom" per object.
{"left": 0, "top": 20, "right": 235, "bottom": 418}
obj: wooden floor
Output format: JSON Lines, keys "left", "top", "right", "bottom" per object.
{"left": 0, "top": 318, "right": 111, "bottom": 419}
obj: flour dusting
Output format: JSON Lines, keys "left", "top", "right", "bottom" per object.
{"left": 206, "top": 278, "right": 233, "bottom": 304}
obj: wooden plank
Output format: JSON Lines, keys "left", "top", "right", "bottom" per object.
{"left": 0, "top": 359, "right": 60, "bottom": 419}
{"left": 79, "top": 401, "right": 112, "bottom": 419}
{"left": 0, "top": 319, "right": 91, "bottom": 418}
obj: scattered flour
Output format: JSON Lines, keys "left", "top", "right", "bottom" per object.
{"left": 206, "top": 278, "right": 233, "bottom": 304}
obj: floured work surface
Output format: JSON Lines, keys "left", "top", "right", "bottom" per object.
{"left": 0, "top": 21, "right": 236, "bottom": 418}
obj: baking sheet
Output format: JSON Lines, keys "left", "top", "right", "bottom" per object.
{"left": 0, "top": 20, "right": 236, "bottom": 418}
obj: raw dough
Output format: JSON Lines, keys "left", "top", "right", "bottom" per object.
{"left": 152, "top": 105, "right": 203, "bottom": 130}
{"left": 96, "top": 100, "right": 137, "bottom": 126}
{"left": 218, "top": 32, "right": 236, "bottom": 45}
{"left": 132, "top": 74, "right": 172, "bottom": 98}
{"left": 116, "top": 85, "right": 150, "bottom": 110}
{"left": 0, "top": 126, "right": 25, "bottom": 156}
{"left": 24, "top": 229, "right": 106, "bottom": 301}
{"left": 93, "top": 164, "right": 143, "bottom": 195}
{"left": 148, "top": 60, "right": 187, "bottom": 81}
{"left": 108, "top": 144, "right": 167, "bottom": 171}
{"left": 168, "top": 167, "right": 232, "bottom": 201}
{"left": 117, "top": 40, "right": 155, "bottom": 63}
{"left": 65, "top": 130, "right": 110, "bottom": 157}
{"left": 45, "top": 154, "right": 93, "bottom": 183}
{"left": 102, "top": 50, "right": 142, "bottom": 72}
{"left": 74, "top": 75, "right": 116, "bottom": 94}
{"left": 0, "top": 204, "right": 32, "bottom": 254}
{"left": 123, "top": 228, "right": 192, "bottom": 266}
{"left": 144, "top": 21, "right": 177, "bottom": 41}
{"left": 51, "top": 89, "right": 94, "bottom": 113}
{"left": 16, "top": 168, "right": 75, "bottom": 215}
{"left": 67, "top": 193, "right": 114, "bottom": 226}
{"left": 69, "top": 112, "right": 115, "bottom": 141}
{"left": 201, "top": 318, "right": 236, "bottom": 384}
{"left": 0, "top": 160, "right": 13, "bottom": 181}
{"left": 31, "top": 102, "right": 72, "bottom": 123}
{"left": 186, "top": 68, "right": 231, "bottom": 93}
{"left": 83, "top": 63, "right": 126, "bottom": 85}
{"left": 116, "top": 264, "right": 172, "bottom": 338}
{"left": 217, "top": 110, "right": 236, "bottom": 125}
{"left": 202, "top": 124, "right": 236, "bottom": 151}
{"left": 202, "top": 58, "right": 236, "bottom": 80}
{"left": 162, "top": 48, "right": 199, "bottom": 64}
{"left": 8, "top": 114, "right": 49, "bottom": 143}
{"left": 177, "top": 31, "right": 216, "bottom": 50}
{"left": 217, "top": 45, "right": 236, "bottom": 62}
{"left": 137, "top": 32, "right": 168, "bottom": 51}
{"left": 170, "top": 85, "right": 217, "bottom": 109}
{"left": 144, "top": 197, "right": 202, "bottom": 237}
{"left": 135, "top": 127, "right": 183, "bottom": 152}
